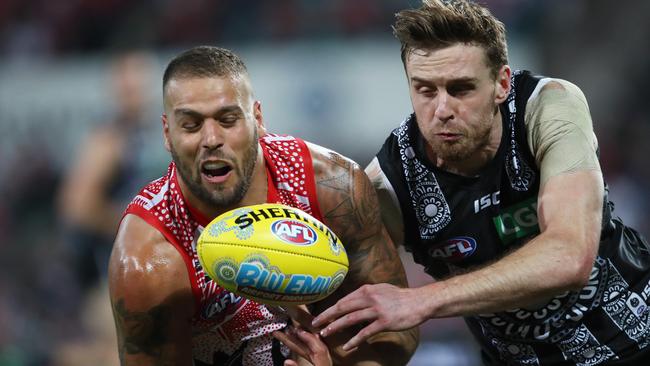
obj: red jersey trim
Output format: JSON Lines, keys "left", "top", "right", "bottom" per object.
{"left": 295, "top": 139, "right": 323, "bottom": 222}
{"left": 263, "top": 146, "right": 281, "bottom": 204}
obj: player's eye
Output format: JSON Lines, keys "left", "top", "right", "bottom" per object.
{"left": 416, "top": 86, "right": 435, "bottom": 97}
{"left": 448, "top": 84, "right": 475, "bottom": 97}
{"left": 220, "top": 113, "right": 242, "bottom": 126}
{"left": 181, "top": 119, "right": 201, "bottom": 131}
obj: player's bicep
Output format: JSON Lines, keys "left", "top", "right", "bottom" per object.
{"left": 312, "top": 148, "right": 407, "bottom": 294}
{"left": 109, "top": 215, "right": 195, "bottom": 365}
{"left": 326, "top": 162, "right": 407, "bottom": 290}
{"left": 536, "top": 170, "right": 603, "bottom": 281}
{"left": 111, "top": 296, "right": 186, "bottom": 365}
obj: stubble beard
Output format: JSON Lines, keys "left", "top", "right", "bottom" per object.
{"left": 171, "top": 129, "right": 259, "bottom": 209}
{"left": 434, "top": 124, "right": 492, "bottom": 162}
{"left": 430, "top": 104, "right": 498, "bottom": 163}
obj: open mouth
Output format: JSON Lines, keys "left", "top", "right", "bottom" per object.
{"left": 201, "top": 161, "right": 233, "bottom": 178}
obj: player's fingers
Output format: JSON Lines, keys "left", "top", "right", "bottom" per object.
{"left": 273, "top": 330, "right": 310, "bottom": 360}
{"left": 284, "top": 360, "right": 299, "bottom": 366}
{"left": 295, "top": 328, "right": 328, "bottom": 353}
{"left": 282, "top": 305, "right": 319, "bottom": 333}
{"left": 341, "top": 320, "right": 384, "bottom": 351}
{"left": 312, "top": 293, "right": 367, "bottom": 327}
{"left": 319, "top": 307, "right": 377, "bottom": 337}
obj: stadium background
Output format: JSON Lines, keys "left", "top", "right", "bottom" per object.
{"left": 1, "top": 0, "right": 649, "bottom": 365}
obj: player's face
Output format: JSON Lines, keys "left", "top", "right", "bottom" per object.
{"left": 406, "top": 44, "right": 510, "bottom": 164}
{"left": 162, "top": 76, "right": 264, "bottom": 209}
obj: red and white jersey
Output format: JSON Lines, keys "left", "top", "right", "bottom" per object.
{"left": 124, "top": 134, "right": 323, "bottom": 365}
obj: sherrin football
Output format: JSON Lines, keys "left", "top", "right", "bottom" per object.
{"left": 197, "top": 203, "right": 348, "bottom": 306}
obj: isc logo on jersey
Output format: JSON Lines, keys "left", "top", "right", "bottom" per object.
{"left": 429, "top": 237, "right": 477, "bottom": 261}
{"left": 271, "top": 219, "right": 317, "bottom": 246}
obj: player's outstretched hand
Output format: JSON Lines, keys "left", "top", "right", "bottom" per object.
{"left": 311, "top": 283, "right": 428, "bottom": 351}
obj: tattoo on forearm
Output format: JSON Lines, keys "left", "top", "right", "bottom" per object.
{"left": 319, "top": 152, "right": 377, "bottom": 237}
{"left": 318, "top": 152, "right": 407, "bottom": 288}
{"left": 112, "top": 298, "right": 173, "bottom": 363}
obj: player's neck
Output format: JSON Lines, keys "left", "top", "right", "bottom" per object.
{"left": 431, "top": 109, "right": 503, "bottom": 177}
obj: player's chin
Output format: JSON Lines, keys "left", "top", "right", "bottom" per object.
{"left": 207, "top": 186, "right": 241, "bottom": 207}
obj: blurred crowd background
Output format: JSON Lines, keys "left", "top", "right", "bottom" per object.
{"left": 1, "top": 0, "right": 649, "bottom": 365}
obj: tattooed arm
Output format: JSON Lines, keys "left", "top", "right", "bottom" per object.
{"left": 305, "top": 143, "right": 418, "bottom": 366}
{"left": 108, "top": 214, "right": 195, "bottom": 366}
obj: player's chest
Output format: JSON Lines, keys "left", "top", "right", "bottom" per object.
{"left": 409, "top": 176, "right": 540, "bottom": 272}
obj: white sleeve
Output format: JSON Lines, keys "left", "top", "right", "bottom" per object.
{"left": 365, "top": 157, "right": 405, "bottom": 247}
{"left": 525, "top": 78, "right": 601, "bottom": 187}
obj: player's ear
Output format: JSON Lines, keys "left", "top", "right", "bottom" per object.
{"left": 254, "top": 100, "right": 267, "bottom": 136}
{"left": 162, "top": 114, "right": 171, "bottom": 152}
{"left": 494, "top": 65, "right": 511, "bottom": 104}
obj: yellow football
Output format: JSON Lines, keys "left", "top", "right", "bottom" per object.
{"left": 197, "top": 203, "right": 348, "bottom": 306}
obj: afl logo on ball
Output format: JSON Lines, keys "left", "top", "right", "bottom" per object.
{"left": 271, "top": 220, "right": 317, "bottom": 246}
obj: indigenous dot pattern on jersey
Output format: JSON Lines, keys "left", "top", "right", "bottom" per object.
{"left": 123, "top": 135, "right": 328, "bottom": 364}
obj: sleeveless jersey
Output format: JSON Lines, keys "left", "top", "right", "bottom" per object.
{"left": 376, "top": 71, "right": 650, "bottom": 365}
{"left": 124, "top": 134, "right": 323, "bottom": 366}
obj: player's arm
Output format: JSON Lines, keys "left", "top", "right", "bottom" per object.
{"left": 313, "top": 81, "right": 603, "bottom": 350}
{"left": 307, "top": 143, "right": 418, "bottom": 366}
{"left": 108, "top": 214, "right": 195, "bottom": 365}
{"left": 58, "top": 127, "right": 125, "bottom": 235}
{"left": 364, "top": 157, "right": 405, "bottom": 247}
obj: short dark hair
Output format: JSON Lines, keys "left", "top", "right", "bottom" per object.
{"left": 393, "top": 0, "right": 508, "bottom": 78}
{"left": 162, "top": 46, "right": 249, "bottom": 92}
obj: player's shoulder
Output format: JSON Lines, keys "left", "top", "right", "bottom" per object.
{"left": 112, "top": 214, "right": 168, "bottom": 255}
{"left": 524, "top": 76, "right": 591, "bottom": 131}
{"left": 305, "top": 140, "right": 362, "bottom": 177}
{"left": 527, "top": 77, "right": 588, "bottom": 106}
{"left": 304, "top": 141, "right": 375, "bottom": 222}
{"left": 109, "top": 214, "right": 191, "bottom": 306}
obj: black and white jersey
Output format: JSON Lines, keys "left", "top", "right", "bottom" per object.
{"left": 375, "top": 71, "right": 650, "bottom": 365}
